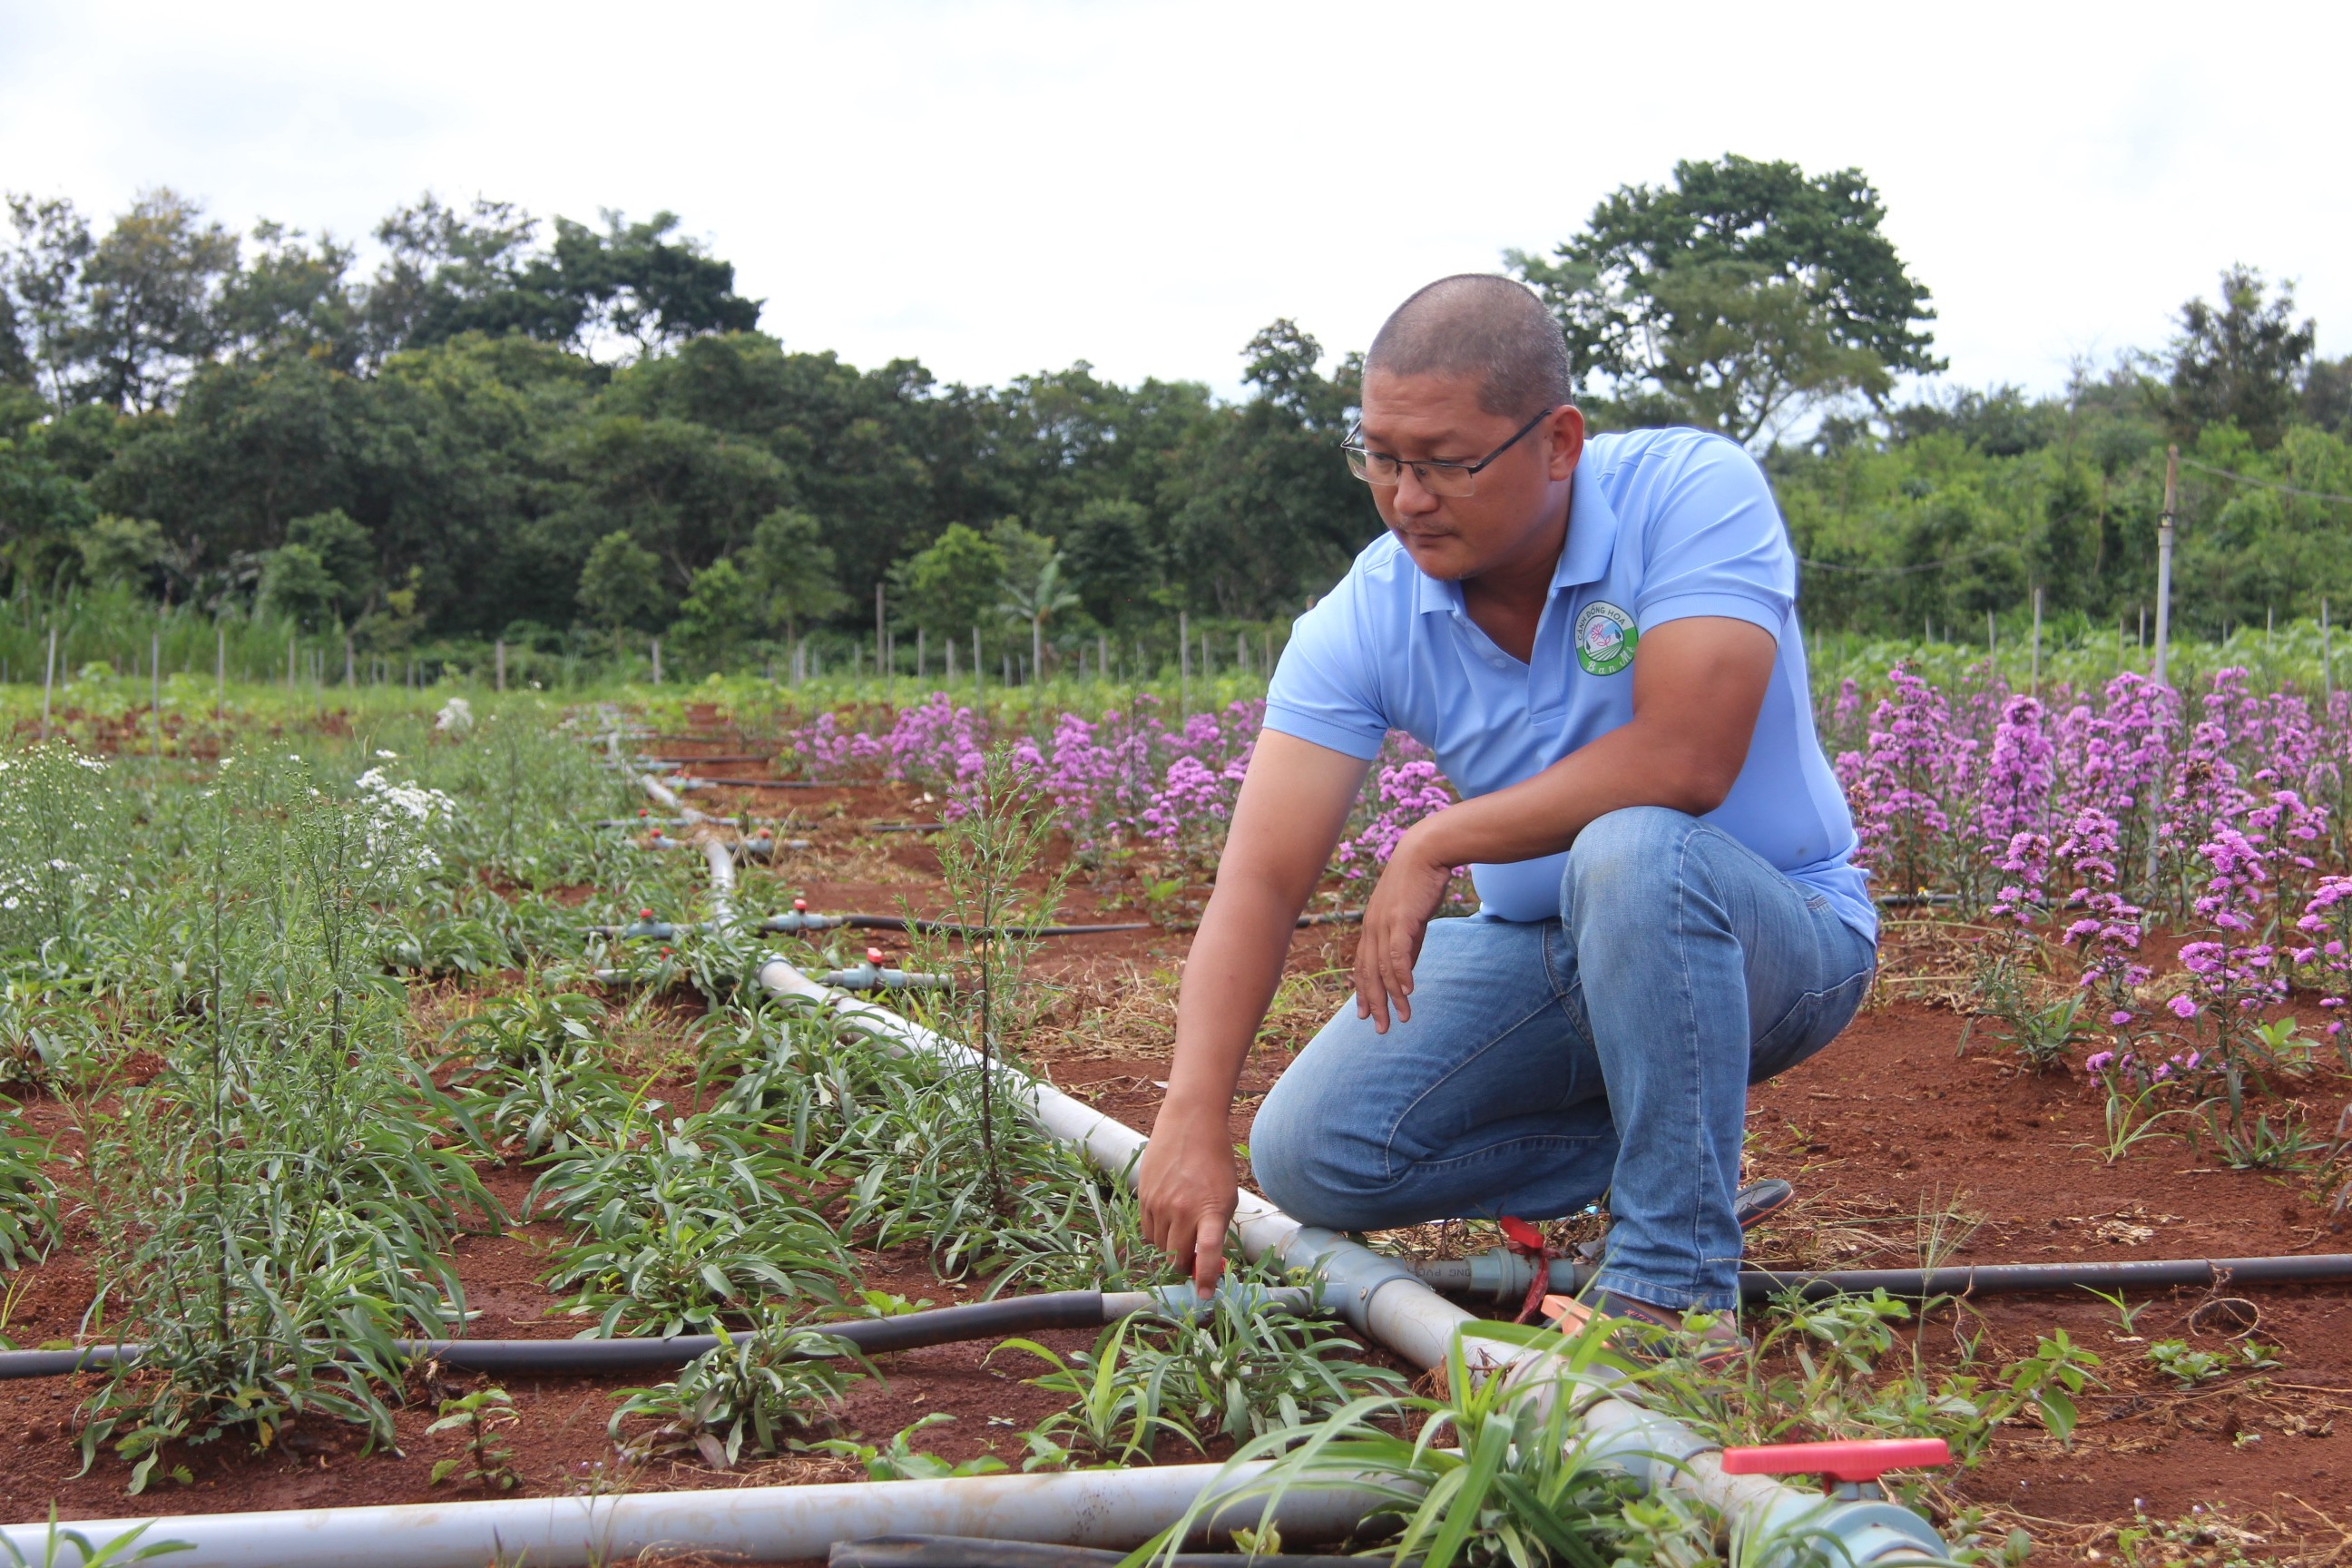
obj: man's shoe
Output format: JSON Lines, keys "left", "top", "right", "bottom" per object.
{"left": 1571, "top": 1179, "right": 1795, "bottom": 1264}
{"left": 1542, "top": 1289, "right": 1747, "bottom": 1372}
{"left": 1732, "top": 1178, "right": 1796, "bottom": 1231}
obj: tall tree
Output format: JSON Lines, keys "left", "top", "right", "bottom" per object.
{"left": 360, "top": 194, "right": 569, "bottom": 359}
{"left": 739, "top": 507, "right": 848, "bottom": 639}
{"left": 577, "top": 529, "right": 666, "bottom": 637}
{"left": 1511, "top": 154, "right": 1942, "bottom": 445}
{"left": 214, "top": 221, "right": 361, "bottom": 369}
{"left": 894, "top": 522, "right": 1006, "bottom": 641}
{"left": 2159, "top": 265, "right": 2317, "bottom": 447}
{"left": 2, "top": 194, "right": 95, "bottom": 405}
{"left": 546, "top": 211, "right": 761, "bottom": 360}
{"left": 1165, "top": 321, "right": 1370, "bottom": 616}
{"left": 75, "top": 189, "right": 240, "bottom": 412}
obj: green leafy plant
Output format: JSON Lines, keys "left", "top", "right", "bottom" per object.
{"left": 0, "top": 1507, "right": 191, "bottom": 1566}
{"left": 2146, "top": 1338, "right": 2279, "bottom": 1387}
{"left": 534, "top": 1109, "right": 850, "bottom": 1336}
{"left": 917, "top": 746, "right": 1073, "bottom": 1215}
{"left": 1137, "top": 1321, "right": 1663, "bottom": 1568}
{"left": 1978, "top": 968, "right": 2089, "bottom": 1074}
{"left": 805, "top": 1413, "right": 1009, "bottom": 1481}
{"left": 995, "top": 1317, "right": 1176, "bottom": 1468}
{"left": 610, "top": 1324, "right": 866, "bottom": 1470}
{"left": 427, "top": 1387, "right": 521, "bottom": 1493}
{"left": 2086, "top": 1071, "right": 2200, "bottom": 1165}
{"left": 1119, "top": 1294, "right": 1407, "bottom": 1448}
{"left": 2203, "top": 1102, "right": 2324, "bottom": 1171}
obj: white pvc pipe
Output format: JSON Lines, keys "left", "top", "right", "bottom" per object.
{"left": 0, "top": 1462, "right": 1385, "bottom": 1566}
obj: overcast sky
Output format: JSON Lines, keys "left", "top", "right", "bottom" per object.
{"left": 5, "top": 0, "right": 2344, "bottom": 402}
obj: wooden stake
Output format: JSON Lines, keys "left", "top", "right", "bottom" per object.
{"left": 1179, "top": 610, "right": 1191, "bottom": 714}
{"left": 2153, "top": 445, "right": 2178, "bottom": 689}
{"left": 2031, "top": 586, "right": 2042, "bottom": 694}
{"left": 41, "top": 624, "right": 55, "bottom": 740}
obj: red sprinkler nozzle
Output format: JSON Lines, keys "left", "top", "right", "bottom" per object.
{"left": 866, "top": 946, "right": 886, "bottom": 965}
{"left": 1720, "top": 1437, "right": 1950, "bottom": 1487}
{"left": 792, "top": 897, "right": 808, "bottom": 913}
{"left": 638, "top": 807, "right": 649, "bottom": 818}
{"left": 639, "top": 907, "right": 654, "bottom": 920}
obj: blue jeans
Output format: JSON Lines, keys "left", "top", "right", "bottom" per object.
{"left": 1250, "top": 807, "right": 1876, "bottom": 1313}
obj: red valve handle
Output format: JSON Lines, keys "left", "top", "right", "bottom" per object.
{"left": 639, "top": 907, "right": 654, "bottom": 920}
{"left": 867, "top": 946, "right": 886, "bottom": 965}
{"left": 793, "top": 897, "right": 808, "bottom": 912}
{"left": 1720, "top": 1438, "right": 1949, "bottom": 1484}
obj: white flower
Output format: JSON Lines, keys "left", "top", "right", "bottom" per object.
{"left": 375, "top": 750, "right": 398, "bottom": 760}
{"left": 435, "top": 698, "right": 475, "bottom": 734}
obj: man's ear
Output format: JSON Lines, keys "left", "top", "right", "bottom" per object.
{"left": 1546, "top": 406, "right": 1587, "bottom": 481}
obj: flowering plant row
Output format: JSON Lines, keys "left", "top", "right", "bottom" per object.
{"left": 1833, "top": 662, "right": 2352, "bottom": 1091}
{"left": 777, "top": 691, "right": 1449, "bottom": 886}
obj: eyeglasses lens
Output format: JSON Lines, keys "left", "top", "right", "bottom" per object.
{"left": 1345, "top": 450, "right": 1475, "bottom": 497}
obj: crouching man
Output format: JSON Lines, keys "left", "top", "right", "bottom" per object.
{"left": 1136, "top": 275, "right": 1875, "bottom": 1353}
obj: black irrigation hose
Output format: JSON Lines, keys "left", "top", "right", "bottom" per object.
{"left": 845, "top": 914, "right": 1154, "bottom": 938}
{"left": 0, "top": 1291, "right": 1114, "bottom": 1382}
{"left": 677, "top": 777, "right": 848, "bottom": 790}
{"left": 832, "top": 1540, "right": 1400, "bottom": 1568}
{"left": 633, "top": 754, "right": 775, "bottom": 766}
{"left": 1735, "top": 1254, "right": 2352, "bottom": 1302}
{"left": 1409, "top": 1252, "right": 2352, "bottom": 1303}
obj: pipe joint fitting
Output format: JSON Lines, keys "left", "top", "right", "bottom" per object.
{"left": 1288, "top": 1226, "right": 1424, "bottom": 1337}
{"left": 763, "top": 910, "right": 848, "bottom": 934}
{"left": 821, "top": 960, "right": 952, "bottom": 991}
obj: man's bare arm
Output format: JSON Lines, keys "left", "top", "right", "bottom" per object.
{"left": 1138, "top": 732, "right": 1367, "bottom": 1293}
{"left": 1355, "top": 616, "right": 1778, "bottom": 1030}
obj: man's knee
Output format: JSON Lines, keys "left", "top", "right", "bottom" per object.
{"left": 1249, "top": 1080, "right": 1388, "bottom": 1229}
{"left": 1563, "top": 806, "right": 1705, "bottom": 916}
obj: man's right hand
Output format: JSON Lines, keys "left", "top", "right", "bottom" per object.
{"left": 1137, "top": 1111, "right": 1240, "bottom": 1297}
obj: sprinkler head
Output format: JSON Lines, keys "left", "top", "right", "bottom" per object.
{"left": 755, "top": 828, "right": 770, "bottom": 838}
{"left": 638, "top": 807, "right": 649, "bottom": 818}
{"left": 640, "top": 907, "right": 654, "bottom": 920}
{"left": 792, "top": 897, "right": 808, "bottom": 913}
{"left": 660, "top": 946, "right": 673, "bottom": 957}
{"left": 866, "top": 946, "right": 885, "bottom": 965}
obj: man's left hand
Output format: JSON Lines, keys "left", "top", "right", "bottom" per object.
{"left": 1354, "top": 826, "right": 1453, "bottom": 1033}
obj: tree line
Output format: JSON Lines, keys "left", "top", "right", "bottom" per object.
{"left": 2, "top": 157, "right": 2347, "bottom": 679}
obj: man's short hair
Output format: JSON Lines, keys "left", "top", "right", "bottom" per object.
{"left": 1365, "top": 274, "right": 1573, "bottom": 419}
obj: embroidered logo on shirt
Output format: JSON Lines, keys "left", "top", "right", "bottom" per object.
{"left": 1573, "top": 601, "right": 1638, "bottom": 676}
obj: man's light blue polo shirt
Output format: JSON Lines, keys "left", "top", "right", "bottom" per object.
{"left": 1265, "top": 426, "right": 1874, "bottom": 940}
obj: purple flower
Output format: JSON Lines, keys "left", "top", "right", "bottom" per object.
{"left": 2168, "top": 995, "right": 2198, "bottom": 1020}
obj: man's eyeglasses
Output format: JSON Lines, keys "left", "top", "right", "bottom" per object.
{"left": 1340, "top": 407, "right": 1555, "bottom": 499}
